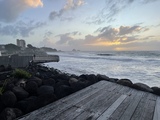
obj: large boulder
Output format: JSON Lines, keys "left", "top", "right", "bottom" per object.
{"left": 28, "top": 77, "right": 42, "bottom": 86}
{"left": 25, "top": 81, "right": 38, "bottom": 95}
{"left": 42, "top": 78, "right": 55, "bottom": 87}
{"left": 12, "top": 87, "right": 29, "bottom": 100}
{"left": 37, "top": 85, "right": 54, "bottom": 96}
{"left": 0, "top": 65, "right": 5, "bottom": 72}
{"left": 0, "top": 108, "right": 22, "bottom": 120}
{"left": 117, "top": 79, "right": 133, "bottom": 87}
{"left": 151, "top": 87, "right": 160, "bottom": 95}
{"left": 133, "top": 83, "right": 153, "bottom": 92}
{"left": 55, "top": 85, "right": 73, "bottom": 99}
{"left": 86, "top": 74, "right": 98, "bottom": 84}
{"left": 97, "top": 74, "right": 110, "bottom": 81}
{"left": 69, "top": 78, "right": 89, "bottom": 92}
{"left": 1, "top": 91, "right": 17, "bottom": 107}
{"left": 16, "top": 96, "right": 37, "bottom": 113}
{"left": 36, "top": 94, "right": 56, "bottom": 108}
{"left": 69, "top": 78, "right": 79, "bottom": 85}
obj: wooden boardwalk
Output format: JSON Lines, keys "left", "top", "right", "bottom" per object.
{"left": 18, "top": 81, "right": 160, "bottom": 120}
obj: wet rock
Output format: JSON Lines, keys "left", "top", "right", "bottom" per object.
{"left": 151, "top": 87, "right": 160, "bottom": 95}
{"left": 0, "top": 108, "right": 22, "bottom": 120}
{"left": 1, "top": 91, "right": 17, "bottom": 107}
{"left": 12, "top": 87, "right": 29, "bottom": 100}
{"left": 133, "top": 83, "right": 153, "bottom": 92}
{"left": 117, "top": 79, "right": 133, "bottom": 87}
{"left": 25, "top": 81, "right": 38, "bottom": 95}
{"left": 37, "top": 85, "right": 54, "bottom": 96}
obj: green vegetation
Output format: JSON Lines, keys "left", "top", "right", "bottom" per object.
{"left": 0, "top": 79, "right": 8, "bottom": 95}
{"left": 12, "top": 69, "right": 31, "bottom": 79}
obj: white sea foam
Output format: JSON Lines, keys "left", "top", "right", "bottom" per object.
{"left": 44, "top": 51, "right": 160, "bottom": 87}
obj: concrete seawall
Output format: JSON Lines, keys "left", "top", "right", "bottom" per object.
{"left": 0, "top": 55, "right": 59, "bottom": 68}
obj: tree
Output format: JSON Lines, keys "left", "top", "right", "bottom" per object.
{"left": 5, "top": 44, "right": 20, "bottom": 52}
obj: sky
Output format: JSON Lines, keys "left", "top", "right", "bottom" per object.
{"left": 0, "top": 0, "right": 160, "bottom": 51}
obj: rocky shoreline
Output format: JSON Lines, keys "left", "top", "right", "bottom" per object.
{"left": 0, "top": 64, "right": 160, "bottom": 120}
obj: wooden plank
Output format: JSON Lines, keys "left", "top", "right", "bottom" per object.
{"left": 143, "top": 94, "right": 157, "bottom": 120}
{"left": 96, "top": 94, "right": 127, "bottom": 120}
{"left": 18, "top": 81, "right": 112, "bottom": 120}
{"left": 131, "top": 93, "right": 157, "bottom": 120}
{"left": 153, "top": 96, "right": 160, "bottom": 120}
{"left": 74, "top": 86, "right": 131, "bottom": 120}
{"left": 108, "top": 89, "right": 138, "bottom": 120}
{"left": 119, "top": 91, "right": 144, "bottom": 120}
{"left": 54, "top": 83, "right": 120, "bottom": 120}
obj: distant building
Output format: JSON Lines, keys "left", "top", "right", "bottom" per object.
{"left": 0, "top": 45, "right": 6, "bottom": 56}
{"left": 17, "top": 39, "right": 26, "bottom": 48}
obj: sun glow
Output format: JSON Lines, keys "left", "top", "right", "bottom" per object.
{"left": 87, "top": 41, "right": 121, "bottom": 46}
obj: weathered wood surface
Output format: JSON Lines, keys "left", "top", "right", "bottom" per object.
{"left": 18, "top": 81, "right": 160, "bottom": 120}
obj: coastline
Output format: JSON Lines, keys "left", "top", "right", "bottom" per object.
{"left": 0, "top": 64, "right": 160, "bottom": 119}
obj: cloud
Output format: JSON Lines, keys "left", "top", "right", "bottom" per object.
{"left": 55, "top": 25, "right": 149, "bottom": 48}
{"left": 0, "top": 20, "right": 45, "bottom": 37}
{"left": 0, "top": 0, "right": 43, "bottom": 22}
{"left": 49, "top": 0, "right": 85, "bottom": 20}
{"left": 86, "top": 0, "right": 158, "bottom": 25}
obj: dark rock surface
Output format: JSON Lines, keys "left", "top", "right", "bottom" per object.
{"left": 133, "top": 83, "right": 153, "bottom": 92}
{"left": 1, "top": 91, "right": 17, "bottom": 107}
{"left": 117, "top": 79, "right": 133, "bottom": 87}
{"left": 12, "top": 87, "right": 29, "bottom": 100}
{"left": 37, "top": 85, "right": 54, "bottom": 96}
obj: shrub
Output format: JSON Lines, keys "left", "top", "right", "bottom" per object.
{"left": 12, "top": 69, "right": 31, "bottom": 79}
{"left": 0, "top": 79, "right": 8, "bottom": 95}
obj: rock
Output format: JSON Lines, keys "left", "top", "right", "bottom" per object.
{"left": 36, "top": 94, "right": 56, "bottom": 108}
{"left": 117, "top": 79, "right": 133, "bottom": 87}
{"left": 0, "top": 65, "right": 5, "bottom": 72}
{"left": 0, "top": 108, "right": 23, "bottom": 120}
{"left": 108, "top": 78, "right": 118, "bottom": 83}
{"left": 42, "top": 78, "right": 55, "bottom": 87}
{"left": 25, "top": 81, "right": 38, "bottom": 95}
{"left": 97, "top": 74, "right": 110, "bottom": 81}
{"left": 5, "top": 83, "right": 15, "bottom": 91}
{"left": 16, "top": 96, "right": 37, "bottom": 113}
{"left": 1, "top": 91, "right": 17, "bottom": 107}
{"left": 151, "top": 87, "right": 160, "bottom": 95}
{"left": 37, "top": 85, "right": 54, "bottom": 96}
{"left": 28, "top": 77, "right": 42, "bottom": 86}
{"left": 86, "top": 74, "right": 98, "bottom": 84}
{"left": 15, "top": 79, "right": 26, "bottom": 88}
{"left": 70, "top": 79, "right": 88, "bottom": 92}
{"left": 79, "top": 74, "right": 88, "bottom": 80}
{"left": 69, "top": 78, "right": 79, "bottom": 85}
{"left": 55, "top": 85, "right": 73, "bottom": 99}
{"left": 133, "top": 83, "right": 153, "bottom": 92}
{"left": 12, "top": 87, "right": 29, "bottom": 100}
{"left": 0, "top": 102, "right": 5, "bottom": 113}
{"left": 6, "top": 65, "right": 12, "bottom": 71}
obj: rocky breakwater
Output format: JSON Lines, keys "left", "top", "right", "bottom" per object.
{"left": 0, "top": 64, "right": 160, "bottom": 120}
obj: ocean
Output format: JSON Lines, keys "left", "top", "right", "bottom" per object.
{"left": 44, "top": 51, "right": 160, "bottom": 87}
